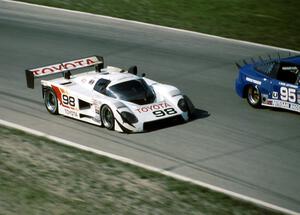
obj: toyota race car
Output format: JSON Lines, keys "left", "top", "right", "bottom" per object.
{"left": 26, "top": 56, "right": 194, "bottom": 133}
{"left": 235, "top": 54, "right": 300, "bottom": 113}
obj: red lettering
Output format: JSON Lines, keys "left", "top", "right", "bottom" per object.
{"left": 136, "top": 102, "right": 172, "bottom": 114}
{"left": 141, "top": 107, "right": 148, "bottom": 112}
{"left": 153, "top": 105, "right": 159, "bottom": 109}
{"left": 52, "top": 64, "right": 64, "bottom": 72}
{"left": 74, "top": 60, "right": 84, "bottom": 66}
{"left": 32, "top": 70, "right": 40, "bottom": 76}
{"left": 63, "top": 63, "right": 76, "bottom": 69}
{"left": 41, "top": 68, "right": 54, "bottom": 74}
{"left": 86, "top": 58, "right": 95, "bottom": 65}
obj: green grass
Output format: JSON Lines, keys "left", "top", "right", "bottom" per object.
{"left": 0, "top": 125, "right": 285, "bottom": 214}
{"left": 17, "top": 0, "right": 300, "bottom": 50}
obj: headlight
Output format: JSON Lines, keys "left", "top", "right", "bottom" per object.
{"left": 120, "top": 111, "right": 138, "bottom": 124}
{"left": 177, "top": 98, "right": 188, "bottom": 112}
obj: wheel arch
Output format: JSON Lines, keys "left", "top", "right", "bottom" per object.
{"left": 42, "top": 85, "right": 51, "bottom": 98}
{"left": 242, "top": 84, "right": 252, "bottom": 98}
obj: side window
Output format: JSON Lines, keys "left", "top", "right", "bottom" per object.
{"left": 255, "top": 62, "right": 275, "bottom": 76}
{"left": 93, "top": 79, "right": 111, "bottom": 94}
{"left": 276, "top": 65, "right": 298, "bottom": 84}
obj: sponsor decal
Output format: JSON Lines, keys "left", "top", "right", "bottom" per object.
{"left": 272, "top": 91, "right": 278, "bottom": 99}
{"left": 136, "top": 102, "right": 171, "bottom": 113}
{"left": 261, "top": 95, "right": 272, "bottom": 105}
{"left": 282, "top": 66, "right": 298, "bottom": 70}
{"left": 31, "top": 56, "right": 98, "bottom": 77}
{"left": 279, "top": 82, "right": 298, "bottom": 89}
{"left": 273, "top": 100, "right": 300, "bottom": 112}
{"left": 89, "top": 79, "right": 95, "bottom": 85}
{"left": 93, "top": 101, "right": 100, "bottom": 114}
{"left": 245, "top": 77, "right": 261, "bottom": 85}
{"left": 64, "top": 109, "right": 78, "bottom": 117}
{"left": 273, "top": 100, "right": 290, "bottom": 108}
{"left": 290, "top": 103, "right": 300, "bottom": 112}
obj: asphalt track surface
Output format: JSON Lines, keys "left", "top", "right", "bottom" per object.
{"left": 0, "top": 1, "right": 299, "bottom": 213}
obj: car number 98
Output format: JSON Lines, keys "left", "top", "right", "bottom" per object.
{"left": 153, "top": 108, "right": 177, "bottom": 117}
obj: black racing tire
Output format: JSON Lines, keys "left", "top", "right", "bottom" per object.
{"left": 100, "top": 105, "right": 115, "bottom": 130}
{"left": 246, "top": 85, "right": 261, "bottom": 108}
{"left": 44, "top": 88, "right": 58, "bottom": 114}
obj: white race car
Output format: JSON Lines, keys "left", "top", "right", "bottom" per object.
{"left": 26, "top": 56, "right": 194, "bottom": 133}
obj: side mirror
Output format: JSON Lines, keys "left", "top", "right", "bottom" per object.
{"left": 141, "top": 73, "right": 146, "bottom": 77}
{"left": 128, "top": 66, "right": 137, "bottom": 75}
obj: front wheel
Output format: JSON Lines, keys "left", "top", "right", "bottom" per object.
{"left": 247, "top": 86, "right": 261, "bottom": 108}
{"left": 44, "top": 88, "right": 58, "bottom": 114}
{"left": 100, "top": 105, "right": 115, "bottom": 130}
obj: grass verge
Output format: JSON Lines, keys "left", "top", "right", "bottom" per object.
{"left": 0, "top": 125, "right": 285, "bottom": 214}
{"left": 16, "top": 0, "right": 300, "bottom": 51}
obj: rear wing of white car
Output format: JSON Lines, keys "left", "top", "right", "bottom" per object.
{"left": 25, "top": 55, "right": 104, "bottom": 88}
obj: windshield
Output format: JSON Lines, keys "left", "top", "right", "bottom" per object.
{"left": 108, "top": 79, "right": 155, "bottom": 105}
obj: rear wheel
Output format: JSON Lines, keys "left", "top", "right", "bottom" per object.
{"left": 44, "top": 88, "right": 58, "bottom": 114}
{"left": 100, "top": 105, "right": 115, "bottom": 130}
{"left": 247, "top": 86, "right": 261, "bottom": 108}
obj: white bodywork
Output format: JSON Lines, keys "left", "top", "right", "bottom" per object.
{"left": 40, "top": 69, "right": 189, "bottom": 133}
{"left": 26, "top": 56, "right": 191, "bottom": 133}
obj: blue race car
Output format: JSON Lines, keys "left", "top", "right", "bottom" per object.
{"left": 235, "top": 54, "right": 300, "bottom": 113}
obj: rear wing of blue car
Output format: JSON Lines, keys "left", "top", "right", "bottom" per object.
{"left": 25, "top": 55, "right": 104, "bottom": 88}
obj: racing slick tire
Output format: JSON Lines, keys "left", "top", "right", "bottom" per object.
{"left": 246, "top": 85, "right": 261, "bottom": 108}
{"left": 100, "top": 105, "right": 115, "bottom": 130}
{"left": 44, "top": 88, "right": 58, "bottom": 115}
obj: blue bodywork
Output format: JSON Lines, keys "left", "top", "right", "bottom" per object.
{"left": 235, "top": 55, "right": 300, "bottom": 112}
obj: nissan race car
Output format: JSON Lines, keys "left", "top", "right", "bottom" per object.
{"left": 26, "top": 56, "right": 194, "bottom": 133}
{"left": 235, "top": 54, "right": 300, "bottom": 113}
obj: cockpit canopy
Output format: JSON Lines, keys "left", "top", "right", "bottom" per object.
{"left": 94, "top": 78, "right": 156, "bottom": 105}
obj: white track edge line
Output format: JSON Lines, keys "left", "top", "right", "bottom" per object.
{"left": 2, "top": 0, "right": 300, "bottom": 54}
{"left": 0, "top": 119, "right": 299, "bottom": 215}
